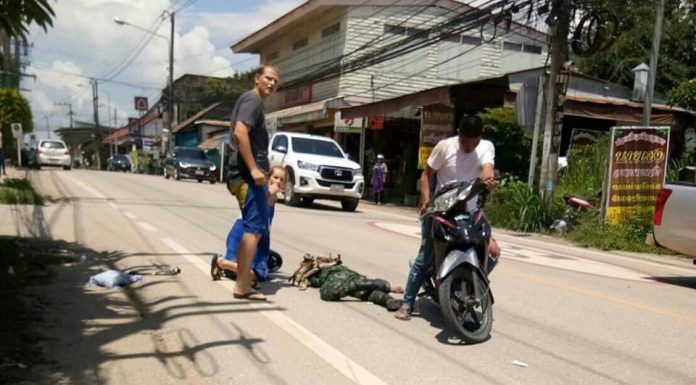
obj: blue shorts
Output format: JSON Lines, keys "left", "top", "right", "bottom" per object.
{"left": 242, "top": 183, "right": 269, "bottom": 235}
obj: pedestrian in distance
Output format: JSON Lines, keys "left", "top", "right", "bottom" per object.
{"left": 212, "top": 165, "right": 286, "bottom": 284}
{"left": 227, "top": 64, "right": 279, "bottom": 301}
{"left": 394, "top": 114, "right": 501, "bottom": 321}
{"left": 372, "top": 154, "right": 388, "bottom": 205}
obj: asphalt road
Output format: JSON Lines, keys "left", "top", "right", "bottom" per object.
{"left": 3, "top": 168, "right": 696, "bottom": 385}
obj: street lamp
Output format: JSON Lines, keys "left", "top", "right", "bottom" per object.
{"left": 114, "top": 13, "right": 175, "bottom": 153}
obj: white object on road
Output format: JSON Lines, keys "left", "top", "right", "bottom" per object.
{"left": 511, "top": 360, "right": 529, "bottom": 367}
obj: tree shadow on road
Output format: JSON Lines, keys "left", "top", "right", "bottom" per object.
{"left": 1, "top": 236, "right": 290, "bottom": 384}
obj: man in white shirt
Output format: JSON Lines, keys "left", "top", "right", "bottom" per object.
{"left": 395, "top": 114, "right": 500, "bottom": 320}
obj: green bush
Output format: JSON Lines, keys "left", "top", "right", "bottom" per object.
{"left": 478, "top": 107, "right": 532, "bottom": 181}
{"left": 556, "top": 134, "right": 610, "bottom": 197}
{"left": 486, "top": 177, "right": 564, "bottom": 233}
{"left": 566, "top": 209, "right": 663, "bottom": 253}
{"left": 0, "top": 178, "right": 43, "bottom": 205}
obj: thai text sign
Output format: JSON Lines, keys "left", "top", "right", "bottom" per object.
{"left": 605, "top": 126, "right": 670, "bottom": 224}
{"left": 334, "top": 111, "right": 363, "bottom": 133}
{"left": 418, "top": 104, "right": 453, "bottom": 169}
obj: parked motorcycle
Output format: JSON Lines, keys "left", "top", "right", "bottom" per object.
{"left": 550, "top": 192, "right": 599, "bottom": 232}
{"left": 419, "top": 178, "right": 498, "bottom": 344}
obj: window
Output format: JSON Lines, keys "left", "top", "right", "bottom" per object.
{"left": 321, "top": 23, "right": 340, "bottom": 38}
{"left": 272, "top": 135, "right": 288, "bottom": 150}
{"left": 267, "top": 51, "right": 279, "bottom": 61}
{"left": 384, "top": 24, "right": 428, "bottom": 38}
{"left": 293, "top": 38, "right": 308, "bottom": 51}
{"left": 523, "top": 44, "right": 542, "bottom": 54}
{"left": 291, "top": 137, "right": 343, "bottom": 158}
{"left": 503, "top": 42, "right": 523, "bottom": 51}
{"left": 40, "top": 141, "right": 66, "bottom": 149}
{"left": 460, "top": 35, "right": 482, "bottom": 45}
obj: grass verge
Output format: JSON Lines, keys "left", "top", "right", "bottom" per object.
{"left": 0, "top": 178, "right": 44, "bottom": 205}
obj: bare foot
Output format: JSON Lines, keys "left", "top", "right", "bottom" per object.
{"left": 233, "top": 286, "right": 266, "bottom": 301}
{"left": 390, "top": 286, "right": 404, "bottom": 294}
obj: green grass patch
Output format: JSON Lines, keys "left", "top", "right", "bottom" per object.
{"left": 486, "top": 178, "right": 564, "bottom": 233}
{"left": 564, "top": 210, "right": 666, "bottom": 253}
{"left": 0, "top": 178, "right": 44, "bottom": 205}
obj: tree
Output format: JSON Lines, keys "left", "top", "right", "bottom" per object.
{"left": 579, "top": 0, "right": 695, "bottom": 96}
{"left": 667, "top": 78, "right": 696, "bottom": 112}
{"left": 0, "top": 0, "right": 55, "bottom": 38}
{"left": 200, "top": 70, "right": 255, "bottom": 106}
{"left": 478, "top": 107, "right": 532, "bottom": 180}
{"left": 0, "top": 88, "right": 33, "bottom": 153}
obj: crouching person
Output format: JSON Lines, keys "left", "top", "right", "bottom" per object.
{"left": 290, "top": 254, "right": 404, "bottom": 311}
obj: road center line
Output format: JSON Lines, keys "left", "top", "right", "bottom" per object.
{"left": 159, "top": 237, "right": 388, "bottom": 385}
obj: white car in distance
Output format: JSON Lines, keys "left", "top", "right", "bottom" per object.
{"left": 268, "top": 132, "right": 364, "bottom": 211}
{"left": 36, "top": 139, "right": 72, "bottom": 170}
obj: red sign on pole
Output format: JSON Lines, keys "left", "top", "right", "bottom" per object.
{"left": 134, "top": 96, "right": 149, "bottom": 111}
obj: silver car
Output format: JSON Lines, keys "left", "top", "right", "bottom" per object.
{"left": 36, "top": 139, "right": 72, "bottom": 170}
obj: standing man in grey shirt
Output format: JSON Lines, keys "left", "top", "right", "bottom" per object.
{"left": 226, "top": 65, "right": 278, "bottom": 301}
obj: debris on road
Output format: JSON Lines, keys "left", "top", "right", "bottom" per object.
{"left": 511, "top": 360, "right": 529, "bottom": 368}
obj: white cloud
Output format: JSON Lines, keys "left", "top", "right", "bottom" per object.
{"left": 22, "top": 0, "right": 304, "bottom": 137}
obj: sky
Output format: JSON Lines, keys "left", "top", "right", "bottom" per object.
{"left": 23, "top": 0, "right": 306, "bottom": 140}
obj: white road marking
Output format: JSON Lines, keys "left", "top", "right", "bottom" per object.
{"left": 159, "top": 237, "right": 388, "bottom": 385}
{"left": 123, "top": 211, "right": 137, "bottom": 220}
{"left": 136, "top": 221, "right": 157, "bottom": 232}
{"left": 57, "top": 172, "right": 107, "bottom": 198}
{"left": 371, "top": 221, "right": 652, "bottom": 282}
{"left": 108, "top": 202, "right": 118, "bottom": 210}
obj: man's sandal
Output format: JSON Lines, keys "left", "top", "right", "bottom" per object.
{"left": 210, "top": 255, "right": 222, "bottom": 281}
{"left": 233, "top": 290, "right": 266, "bottom": 301}
{"left": 394, "top": 304, "right": 412, "bottom": 320}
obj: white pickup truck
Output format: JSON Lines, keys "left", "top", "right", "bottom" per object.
{"left": 268, "top": 132, "right": 365, "bottom": 211}
{"left": 653, "top": 167, "right": 696, "bottom": 258}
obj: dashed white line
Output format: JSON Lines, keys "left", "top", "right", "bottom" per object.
{"left": 159, "top": 237, "right": 388, "bottom": 385}
{"left": 136, "top": 221, "right": 157, "bottom": 232}
{"left": 123, "top": 211, "right": 137, "bottom": 220}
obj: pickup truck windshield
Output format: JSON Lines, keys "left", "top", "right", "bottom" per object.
{"left": 291, "top": 138, "right": 344, "bottom": 158}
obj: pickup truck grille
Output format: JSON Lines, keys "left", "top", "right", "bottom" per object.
{"left": 317, "top": 180, "right": 356, "bottom": 189}
{"left": 320, "top": 167, "right": 352, "bottom": 181}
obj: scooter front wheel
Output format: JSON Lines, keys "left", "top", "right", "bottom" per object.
{"left": 439, "top": 267, "right": 492, "bottom": 344}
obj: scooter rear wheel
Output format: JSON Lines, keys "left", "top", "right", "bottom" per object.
{"left": 439, "top": 267, "right": 492, "bottom": 344}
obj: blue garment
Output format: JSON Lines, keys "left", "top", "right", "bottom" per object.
{"left": 225, "top": 205, "right": 276, "bottom": 281}
{"left": 242, "top": 183, "right": 269, "bottom": 234}
{"left": 86, "top": 269, "right": 142, "bottom": 289}
{"left": 402, "top": 217, "right": 434, "bottom": 307}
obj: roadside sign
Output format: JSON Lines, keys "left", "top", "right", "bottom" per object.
{"left": 134, "top": 96, "right": 149, "bottom": 111}
{"left": 605, "top": 126, "right": 670, "bottom": 224}
{"left": 10, "top": 123, "right": 22, "bottom": 138}
{"left": 418, "top": 104, "right": 454, "bottom": 169}
{"left": 334, "top": 111, "right": 363, "bottom": 133}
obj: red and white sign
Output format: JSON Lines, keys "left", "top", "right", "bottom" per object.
{"left": 134, "top": 96, "right": 149, "bottom": 111}
{"left": 334, "top": 111, "right": 362, "bottom": 133}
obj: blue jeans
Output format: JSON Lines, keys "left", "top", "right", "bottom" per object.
{"left": 403, "top": 217, "right": 434, "bottom": 307}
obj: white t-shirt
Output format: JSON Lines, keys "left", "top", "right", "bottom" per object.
{"left": 428, "top": 136, "right": 495, "bottom": 194}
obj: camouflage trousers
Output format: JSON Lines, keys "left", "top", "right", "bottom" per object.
{"left": 311, "top": 265, "right": 401, "bottom": 311}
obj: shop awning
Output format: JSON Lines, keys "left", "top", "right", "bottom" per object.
{"left": 340, "top": 86, "right": 452, "bottom": 119}
{"left": 265, "top": 98, "right": 342, "bottom": 126}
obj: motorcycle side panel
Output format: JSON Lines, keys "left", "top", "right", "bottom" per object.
{"left": 437, "top": 248, "right": 479, "bottom": 280}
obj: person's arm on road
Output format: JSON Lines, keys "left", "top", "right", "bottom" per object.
{"left": 234, "top": 121, "right": 266, "bottom": 186}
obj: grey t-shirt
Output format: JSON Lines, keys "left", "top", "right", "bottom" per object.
{"left": 230, "top": 90, "right": 269, "bottom": 181}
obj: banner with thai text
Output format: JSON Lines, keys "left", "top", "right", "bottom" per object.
{"left": 418, "top": 104, "right": 454, "bottom": 169}
{"left": 605, "top": 126, "right": 670, "bottom": 224}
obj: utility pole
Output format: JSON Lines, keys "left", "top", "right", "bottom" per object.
{"left": 538, "top": 0, "right": 572, "bottom": 199}
{"left": 91, "top": 79, "right": 102, "bottom": 169}
{"left": 54, "top": 102, "right": 74, "bottom": 128}
{"left": 642, "top": 0, "right": 665, "bottom": 126}
{"left": 167, "top": 11, "right": 175, "bottom": 152}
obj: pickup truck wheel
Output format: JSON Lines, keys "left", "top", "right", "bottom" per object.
{"left": 341, "top": 199, "right": 359, "bottom": 212}
{"left": 284, "top": 178, "right": 301, "bottom": 206}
